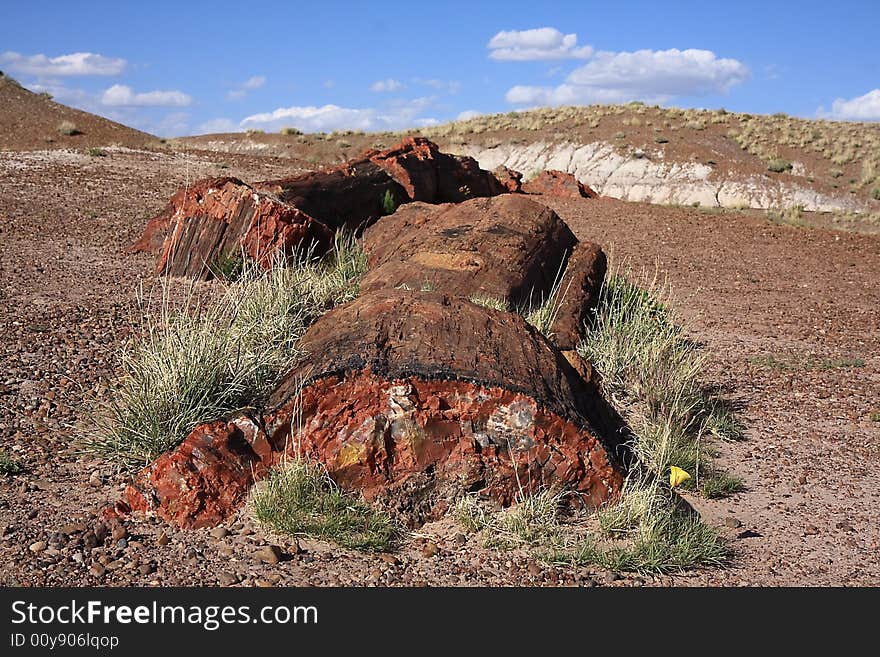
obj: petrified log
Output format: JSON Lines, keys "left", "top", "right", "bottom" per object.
{"left": 264, "top": 289, "right": 626, "bottom": 524}
{"left": 361, "top": 195, "right": 578, "bottom": 307}
{"left": 523, "top": 169, "right": 598, "bottom": 199}
{"left": 548, "top": 241, "right": 607, "bottom": 350}
{"left": 124, "top": 289, "right": 626, "bottom": 528}
{"left": 134, "top": 177, "right": 334, "bottom": 279}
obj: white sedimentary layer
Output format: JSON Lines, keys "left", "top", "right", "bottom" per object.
{"left": 464, "top": 141, "right": 864, "bottom": 213}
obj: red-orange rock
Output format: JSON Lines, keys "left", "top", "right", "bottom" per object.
{"left": 125, "top": 415, "right": 278, "bottom": 529}
{"left": 493, "top": 165, "right": 524, "bottom": 193}
{"left": 361, "top": 195, "right": 577, "bottom": 307}
{"left": 522, "top": 169, "right": 598, "bottom": 199}
{"left": 367, "top": 136, "right": 505, "bottom": 202}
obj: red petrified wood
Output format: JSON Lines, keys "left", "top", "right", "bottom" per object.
{"left": 522, "top": 169, "right": 598, "bottom": 199}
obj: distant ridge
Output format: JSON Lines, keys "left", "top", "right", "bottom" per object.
{"left": 0, "top": 72, "right": 157, "bottom": 150}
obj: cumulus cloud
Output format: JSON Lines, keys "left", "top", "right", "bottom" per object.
{"left": 101, "top": 84, "right": 192, "bottom": 107}
{"left": 818, "top": 89, "right": 880, "bottom": 121}
{"left": 240, "top": 97, "right": 436, "bottom": 132}
{"left": 0, "top": 51, "right": 126, "bottom": 76}
{"left": 197, "top": 118, "right": 239, "bottom": 134}
{"left": 227, "top": 75, "right": 266, "bottom": 100}
{"left": 506, "top": 48, "right": 749, "bottom": 106}
{"left": 370, "top": 78, "right": 403, "bottom": 92}
{"left": 488, "top": 28, "right": 593, "bottom": 61}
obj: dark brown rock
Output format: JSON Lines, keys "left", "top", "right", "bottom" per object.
{"left": 549, "top": 241, "right": 607, "bottom": 350}
{"left": 361, "top": 195, "right": 577, "bottom": 307}
{"left": 255, "top": 160, "right": 405, "bottom": 233}
{"left": 136, "top": 177, "right": 334, "bottom": 279}
{"left": 523, "top": 169, "right": 598, "bottom": 199}
{"left": 264, "top": 289, "right": 626, "bottom": 525}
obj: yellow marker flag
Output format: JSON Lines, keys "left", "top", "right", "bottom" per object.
{"left": 669, "top": 466, "right": 691, "bottom": 488}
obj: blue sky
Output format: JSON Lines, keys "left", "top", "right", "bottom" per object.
{"left": 2, "top": 0, "right": 878, "bottom": 136}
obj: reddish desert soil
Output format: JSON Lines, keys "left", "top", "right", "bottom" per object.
{"left": 0, "top": 144, "right": 878, "bottom": 587}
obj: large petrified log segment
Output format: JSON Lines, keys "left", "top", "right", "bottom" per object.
{"left": 549, "top": 241, "right": 608, "bottom": 350}
{"left": 140, "top": 177, "right": 334, "bottom": 279}
{"left": 255, "top": 160, "right": 406, "bottom": 233}
{"left": 264, "top": 289, "right": 626, "bottom": 525}
{"left": 523, "top": 169, "right": 598, "bottom": 199}
{"left": 368, "top": 136, "right": 505, "bottom": 202}
{"left": 125, "top": 415, "right": 277, "bottom": 529}
{"left": 361, "top": 195, "right": 578, "bottom": 306}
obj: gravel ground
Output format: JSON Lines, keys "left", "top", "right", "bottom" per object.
{"left": 1, "top": 148, "right": 877, "bottom": 587}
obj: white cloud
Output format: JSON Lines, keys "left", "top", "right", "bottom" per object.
{"left": 370, "top": 78, "right": 403, "bottom": 92}
{"left": 413, "top": 78, "right": 461, "bottom": 94}
{"left": 240, "top": 97, "right": 436, "bottom": 132}
{"left": 0, "top": 51, "right": 126, "bottom": 76}
{"left": 323, "top": 79, "right": 336, "bottom": 88}
{"left": 197, "top": 118, "right": 239, "bottom": 134}
{"left": 506, "top": 48, "right": 749, "bottom": 106}
{"left": 101, "top": 84, "right": 192, "bottom": 107}
{"left": 488, "top": 28, "right": 593, "bottom": 61}
{"left": 457, "top": 110, "right": 482, "bottom": 120}
{"left": 227, "top": 75, "right": 266, "bottom": 100}
{"left": 242, "top": 75, "right": 266, "bottom": 90}
{"left": 819, "top": 89, "right": 880, "bottom": 121}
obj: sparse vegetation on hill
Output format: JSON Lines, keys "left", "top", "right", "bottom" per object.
{"left": 57, "top": 121, "right": 79, "bottom": 136}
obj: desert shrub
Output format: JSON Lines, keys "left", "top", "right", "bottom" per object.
{"left": 86, "top": 235, "right": 367, "bottom": 467}
{"left": 767, "top": 158, "right": 792, "bottom": 173}
{"left": 0, "top": 450, "right": 22, "bottom": 475}
{"left": 57, "top": 121, "right": 79, "bottom": 136}
{"left": 871, "top": 188, "right": 880, "bottom": 200}
{"left": 280, "top": 126, "right": 302, "bottom": 136}
{"left": 88, "top": 147, "right": 107, "bottom": 157}
{"left": 38, "top": 90, "right": 53, "bottom": 100}
{"left": 251, "top": 458, "right": 398, "bottom": 551}
{"left": 245, "top": 129, "right": 265, "bottom": 136}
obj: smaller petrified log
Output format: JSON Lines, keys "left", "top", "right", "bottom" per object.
{"left": 549, "top": 241, "right": 608, "bottom": 350}
{"left": 137, "top": 177, "right": 333, "bottom": 279}
{"left": 523, "top": 169, "right": 598, "bottom": 199}
{"left": 125, "top": 415, "right": 277, "bottom": 529}
{"left": 361, "top": 195, "right": 577, "bottom": 307}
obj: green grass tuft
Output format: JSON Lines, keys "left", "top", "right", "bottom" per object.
{"left": 701, "top": 472, "right": 745, "bottom": 499}
{"left": 468, "top": 294, "right": 510, "bottom": 312}
{"left": 251, "top": 458, "right": 398, "bottom": 552}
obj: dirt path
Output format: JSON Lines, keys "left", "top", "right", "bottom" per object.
{"left": 1, "top": 151, "right": 877, "bottom": 586}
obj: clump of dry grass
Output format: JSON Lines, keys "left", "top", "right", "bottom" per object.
{"left": 85, "top": 235, "right": 367, "bottom": 467}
